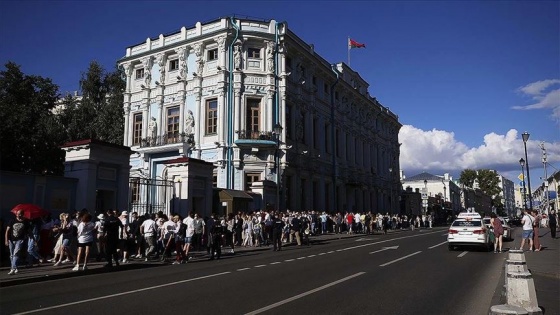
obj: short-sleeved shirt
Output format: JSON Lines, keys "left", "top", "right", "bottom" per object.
{"left": 183, "top": 216, "right": 195, "bottom": 238}
{"left": 8, "top": 219, "right": 30, "bottom": 241}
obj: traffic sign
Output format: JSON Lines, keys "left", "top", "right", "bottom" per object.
{"left": 518, "top": 173, "right": 524, "bottom": 181}
{"left": 519, "top": 181, "right": 525, "bottom": 187}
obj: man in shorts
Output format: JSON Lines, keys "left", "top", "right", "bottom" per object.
{"left": 182, "top": 211, "right": 195, "bottom": 262}
{"left": 519, "top": 208, "right": 534, "bottom": 251}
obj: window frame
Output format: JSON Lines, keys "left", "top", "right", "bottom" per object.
{"left": 206, "top": 99, "right": 218, "bottom": 135}
{"left": 169, "top": 59, "right": 179, "bottom": 71}
{"left": 207, "top": 48, "right": 218, "bottom": 61}
{"left": 246, "top": 98, "right": 261, "bottom": 138}
{"left": 133, "top": 113, "right": 143, "bottom": 145}
{"left": 166, "top": 106, "right": 180, "bottom": 142}
{"left": 135, "top": 68, "right": 144, "bottom": 80}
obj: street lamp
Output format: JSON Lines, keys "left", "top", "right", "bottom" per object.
{"left": 522, "top": 132, "right": 533, "bottom": 210}
{"left": 519, "top": 158, "right": 527, "bottom": 210}
{"left": 442, "top": 177, "right": 447, "bottom": 214}
{"left": 273, "top": 123, "right": 283, "bottom": 212}
{"left": 423, "top": 179, "right": 428, "bottom": 215}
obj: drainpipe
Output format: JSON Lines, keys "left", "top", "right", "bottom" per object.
{"left": 228, "top": 17, "right": 240, "bottom": 189}
{"left": 330, "top": 65, "right": 339, "bottom": 212}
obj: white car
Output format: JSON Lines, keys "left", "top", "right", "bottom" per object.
{"left": 483, "top": 217, "right": 514, "bottom": 241}
{"left": 448, "top": 212, "right": 492, "bottom": 251}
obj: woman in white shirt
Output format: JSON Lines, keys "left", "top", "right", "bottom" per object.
{"left": 74, "top": 213, "right": 95, "bottom": 271}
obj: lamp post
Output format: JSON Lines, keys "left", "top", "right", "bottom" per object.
{"left": 273, "top": 123, "right": 283, "bottom": 212}
{"left": 442, "top": 177, "right": 447, "bottom": 215}
{"left": 423, "top": 179, "right": 428, "bottom": 215}
{"left": 522, "top": 132, "right": 533, "bottom": 210}
{"left": 389, "top": 168, "right": 393, "bottom": 214}
{"left": 519, "top": 158, "right": 527, "bottom": 210}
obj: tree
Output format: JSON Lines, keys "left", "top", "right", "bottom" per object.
{"left": 59, "top": 61, "right": 124, "bottom": 144}
{"left": 458, "top": 169, "right": 477, "bottom": 188}
{"left": 0, "top": 62, "right": 65, "bottom": 175}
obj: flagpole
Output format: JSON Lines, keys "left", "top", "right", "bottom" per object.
{"left": 347, "top": 36, "right": 350, "bottom": 66}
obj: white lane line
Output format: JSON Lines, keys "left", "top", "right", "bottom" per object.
{"left": 380, "top": 251, "right": 422, "bottom": 267}
{"left": 297, "top": 257, "right": 306, "bottom": 260}
{"left": 334, "top": 230, "right": 443, "bottom": 253}
{"left": 237, "top": 268, "right": 250, "bottom": 271}
{"left": 244, "top": 272, "right": 365, "bottom": 315}
{"left": 458, "top": 251, "right": 468, "bottom": 257}
{"left": 254, "top": 265, "right": 266, "bottom": 268}
{"left": 285, "top": 259, "right": 295, "bottom": 262}
{"left": 327, "top": 251, "right": 335, "bottom": 253}
{"left": 307, "top": 255, "right": 316, "bottom": 258}
{"left": 429, "top": 241, "right": 448, "bottom": 249}
{"left": 270, "top": 262, "right": 281, "bottom": 265}
{"left": 13, "top": 272, "right": 231, "bottom": 315}
{"left": 318, "top": 253, "right": 326, "bottom": 256}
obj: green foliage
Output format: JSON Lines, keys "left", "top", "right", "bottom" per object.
{"left": 458, "top": 169, "right": 477, "bottom": 188}
{"left": 59, "top": 61, "right": 125, "bottom": 144}
{"left": 0, "top": 62, "right": 65, "bottom": 174}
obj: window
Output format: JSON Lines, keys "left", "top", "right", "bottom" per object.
{"left": 135, "top": 69, "right": 144, "bottom": 79}
{"left": 167, "top": 106, "right": 180, "bottom": 142}
{"left": 213, "top": 174, "right": 218, "bottom": 187}
{"left": 207, "top": 49, "right": 218, "bottom": 61}
{"left": 248, "top": 48, "right": 261, "bottom": 59}
{"left": 133, "top": 113, "right": 143, "bottom": 145}
{"left": 246, "top": 99, "right": 261, "bottom": 138}
{"left": 324, "top": 83, "right": 329, "bottom": 94}
{"left": 286, "top": 57, "right": 292, "bottom": 70}
{"left": 130, "top": 179, "right": 140, "bottom": 203}
{"left": 325, "top": 123, "right": 331, "bottom": 153}
{"left": 169, "top": 59, "right": 179, "bottom": 71}
{"left": 312, "top": 76, "right": 317, "bottom": 85}
{"left": 206, "top": 99, "right": 218, "bottom": 135}
{"left": 245, "top": 173, "right": 261, "bottom": 190}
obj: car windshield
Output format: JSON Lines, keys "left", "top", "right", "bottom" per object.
{"left": 452, "top": 220, "right": 482, "bottom": 227}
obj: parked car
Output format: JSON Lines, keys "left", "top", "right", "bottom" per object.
{"left": 448, "top": 212, "right": 492, "bottom": 251}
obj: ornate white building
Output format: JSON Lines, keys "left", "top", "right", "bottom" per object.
{"left": 118, "top": 17, "right": 401, "bottom": 216}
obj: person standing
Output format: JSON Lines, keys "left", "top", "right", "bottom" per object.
{"left": 548, "top": 210, "right": 557, "bottom": 239}
{"left": 519, "top": 209, "right": 534, "bottom": 252}
{"left": 531, "top": 210, "right": 542, "bottom": 251}
{"left": 490, "top": 213, "right": 504, "bottom": 253}
{"left": 272, "top": 213, "right": 284, "bottom": 251}
{"left": 140, "top": 213, "right": 157, "bottom": 261}
{"left": 5, "top": 210, "right": 32, "bottom": 275}
{"left": 182, "top": 211, "right": 195, "bottom": 262}
{"left": 74, "top": 213, "right": 95, "bottom": 271}
{"left": 103, "top": 210, "right": 123, "bottom": 267}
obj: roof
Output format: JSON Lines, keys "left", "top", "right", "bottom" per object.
{"left": 60, "top": 139, "right": 132, "bottom": 151}
{"left": 406, "top": 172, "right": 442, "bottom": 181}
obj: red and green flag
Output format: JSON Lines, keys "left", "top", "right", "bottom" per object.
{"left": 349, "top": 38, "right": 366, "bottom": 49}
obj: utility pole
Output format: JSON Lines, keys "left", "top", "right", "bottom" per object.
{"left": 541, "top": 142, "right": 549, "bottom": 215}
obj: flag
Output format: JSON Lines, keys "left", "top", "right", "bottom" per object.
{"left": 349, "top": 38, "right": 366, "bottom": 49}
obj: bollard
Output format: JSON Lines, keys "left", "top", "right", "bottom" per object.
{"left": 502, "top": 252, "right": 527, "bottom": 304}
{"left": 489, "top": 304, "right": 529, "bottom": 315}
{"left": 508, "top": 249, "right": 525, "bottom": 263}
{"left": 506, "top": 271, "right": 543, "bottom": 315}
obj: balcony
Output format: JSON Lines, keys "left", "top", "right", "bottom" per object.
{"left": 139, "top": 132, "right": 194, "bottom": 148}
{"left": 235, "top": 129, "right": 278, "bottom": 148}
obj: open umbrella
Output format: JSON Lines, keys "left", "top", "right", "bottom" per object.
{"left": 11, "top": 204, "right": 49, "bottom": 220}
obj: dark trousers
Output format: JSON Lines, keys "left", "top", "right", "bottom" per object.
{"left": 105, "top": 238, "right": 119, "bottom": 265}
{"left": 272, "top": 230, "right": 282, "bottom": 251}
{"left": 210, "top": 234, "right": 221, "bottom": 260}
{"left": 551, "top": 224, "right": 557, "bottom": 239}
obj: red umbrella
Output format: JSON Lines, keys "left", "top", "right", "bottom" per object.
{"left": 11, "top": 204, "right": 49, "bottom": 220}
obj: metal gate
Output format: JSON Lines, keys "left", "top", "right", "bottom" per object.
{"left": 129, "top": 177, "right": 175, "bottom": 216}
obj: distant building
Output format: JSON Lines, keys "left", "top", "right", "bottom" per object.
{"left": 117, "top": 17, "right": 401, "bottom": 216}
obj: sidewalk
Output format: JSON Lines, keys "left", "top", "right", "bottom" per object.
{"left": 0, "top": 230, "right": 373, "bottom": 287}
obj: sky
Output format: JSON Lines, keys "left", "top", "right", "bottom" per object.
{"left": 1, "top": 0, "right": 559, "bottom": 187}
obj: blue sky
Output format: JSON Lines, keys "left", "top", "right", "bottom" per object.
{"left": 1, "top": 0, "right": 558, "bottom": 185}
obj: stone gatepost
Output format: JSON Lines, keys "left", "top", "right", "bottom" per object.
{"left": 165, "top": 157, "right": 214, "bottom": 218}
{"left": 61, "top": 139, "right": 132, "bottom": 214}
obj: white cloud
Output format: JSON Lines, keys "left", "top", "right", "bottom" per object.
{"left": 399, "top": 126, "right": 560, "bottom": 181}
{"left": 512, "top": 79, "right": 560, "bottom": 121}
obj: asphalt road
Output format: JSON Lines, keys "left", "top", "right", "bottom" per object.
{"left": 1, "top": 228, "right": 508, "bottom": 315}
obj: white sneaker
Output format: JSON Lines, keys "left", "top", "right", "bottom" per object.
{"left": 72, "top": 265, "right": 79, "bottom": 271}
{"left": 62, "top": 259, "right": 72, "bottom": 263}
{"left": 82, "top": 265, "right": 88, "bottom": 271}
{"left": 122, "top": 259, "right": 129, "bottom": 264}
{"left": 53, "top": 261, "right": 61, "bottom": 267}
{"left": 7, "top": 269, "right": 15, "bottom": 275}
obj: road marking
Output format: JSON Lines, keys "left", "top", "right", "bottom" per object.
{"left": 380, "top": 251, "right": 422, "bottom": 267}
{"left": 13, "top": 272, "right": 231, "bottom": 315}
{"left": 307, "top": 254, "right": 316, "bottom": 258}
{"left": 244, "top": 272, "right": 365, "bottom": 315}
{"left": 327, "top": 251, "right": 335, "bottom": 253}
{"left": 237, "top": 268, "right": 250, "bottom": 271}
{"left": 284, "top": 259, "right": 295, "bottom": 262}
{"left": 318, "top": 253, "right": 326, "bottom": 256}
{"left": 458, "top": 251, "right": 468, "bottom": 257}
{"left": 270, "top": 262, "right": 281, "bottom": 265}
{"left": 254, "top": 265, "right": 266, "bottom": 268}
{"left": 428, "top": 241, "right": 448, "bottom": 249}
{"left": 369, "top": 245, "right": 399, "bottom": 254}
{"left": 297, "top": 257, "right": 306, "bottom": 260}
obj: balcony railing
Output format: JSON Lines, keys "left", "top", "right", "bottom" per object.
{"left": 236, "top": 129, "right": 276, "bottom": 141}
{"left": 139, "top": 132, "right": 194, "bottom": 148}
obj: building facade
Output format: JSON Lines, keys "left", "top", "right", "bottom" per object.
{"left": 118, "top": 17, "right": 401, "bottom": 215}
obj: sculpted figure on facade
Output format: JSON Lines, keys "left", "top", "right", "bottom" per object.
{"left": 148, "top": 116, "right": 157, "bottom": 139}
{"left": 175, "top": 47, "right": 188, "bottom": 80}
{"left": 142, "top": 56, "right": 153, "bottom": 86}
{"left": 267, "top": 41, "right": 275, "bottom": 73}
{"left": 234, "top": 45, "right": 242, "bottom": 70}
{"left": 184, "top": 110, "right": 195, "bottom": 135}
{"left": 156, "top": 53, "right": 166, "bottom": 85}
{"left": 216, "top": 36, "right": 227, "bottom": 52}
